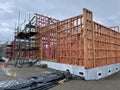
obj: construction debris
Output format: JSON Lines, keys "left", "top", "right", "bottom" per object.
{"left": 40, "top": 64, "right": 47, "bottom": 68}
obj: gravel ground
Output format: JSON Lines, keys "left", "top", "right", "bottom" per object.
{"left": 0, "top": 63, "right": 120, "bottom": 90}
{"left": 0, "top": 63, "right": 52, "bottom": 81}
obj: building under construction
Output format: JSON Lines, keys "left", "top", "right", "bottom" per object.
{"left": 7, "top": 8, "right": 120, "bottom": 80}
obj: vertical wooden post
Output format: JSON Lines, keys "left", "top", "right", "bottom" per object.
{"left": 83, "top": 9, "right": 88, "bottom": 68}
{"left": 92, "top": 19, "right": 95, "bottom": 68}
{"left": 40, "top": 35, "right": 42, "bottom": 60}
{"left": 83, "top": 8, "right": 94, "bottom": 68}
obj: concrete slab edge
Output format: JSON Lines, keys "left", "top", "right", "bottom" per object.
{"left": 37, "top": 61, "right": 120, "bottom": 80}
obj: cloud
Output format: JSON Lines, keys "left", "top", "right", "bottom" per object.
{"left": 0, "top": 26, "right": 14, "bottom": 43}
{"left": 0, "top": 0, "right": 120, "bottom": 43}
{"left": 0, "top": 1, "right": 14, "bottom": 14}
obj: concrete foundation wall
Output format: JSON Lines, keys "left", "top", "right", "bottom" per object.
{"left": 38, "top": 61, "right": 120, "bottom": 80}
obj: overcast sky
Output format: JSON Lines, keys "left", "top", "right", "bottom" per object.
{"left": 0, "top": 0, "right": 120, "bottom": 43}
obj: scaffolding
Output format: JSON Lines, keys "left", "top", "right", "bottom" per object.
{"left": 14, "top": 16, "right": 38, "bottom": 66}
{"left": 0, "top": 43, "right": 7, "bottom": 59}
{"left": 12, "top": 13, "right": 59, "bottom": 66}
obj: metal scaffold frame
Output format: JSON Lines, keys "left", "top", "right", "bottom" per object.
{"left": 13, "top": 16, "right": 39, "bottom": 66}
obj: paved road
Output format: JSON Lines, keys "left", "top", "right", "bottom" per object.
{"left": 50, "top": 72, "right": 120, "bottom": 90}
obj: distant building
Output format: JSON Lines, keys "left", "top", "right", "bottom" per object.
{"left": 0, "top": 43, "right": 6, "bottom": 59}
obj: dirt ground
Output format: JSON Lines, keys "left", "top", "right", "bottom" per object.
{"left": 0, "top": 64, "right": 52, "bottom": 81}
{"left": 0, "top": 63, "right": 120, "bottom": 90}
